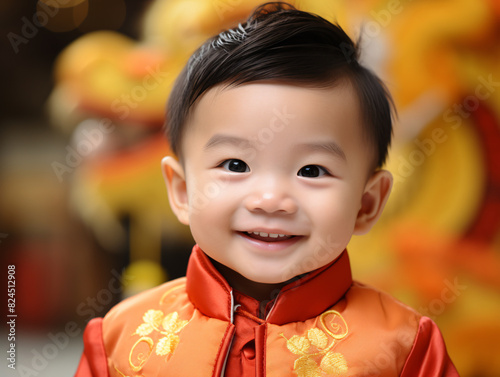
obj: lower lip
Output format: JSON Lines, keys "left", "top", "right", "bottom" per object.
{"left": 237, "top": 232, "right": 303, "bottom": 252}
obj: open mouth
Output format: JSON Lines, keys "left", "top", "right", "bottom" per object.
{"left": 241, "top": 231, "right": 295, "bottom": 242}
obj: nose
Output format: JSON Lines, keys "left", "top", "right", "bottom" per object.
{"left": 244, "top": 178, "right": 298, "bottom": 215}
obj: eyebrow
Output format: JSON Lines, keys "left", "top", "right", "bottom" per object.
{"left": 298, "top": 141, "right": 347, "bottom": 162}
{"left": 204, "top": 134, "right": 251, "bottom": 150}
{"left": 204, "top": 134, "right": 347, "bottom": 161}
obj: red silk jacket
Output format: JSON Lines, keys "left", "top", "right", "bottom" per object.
{"left": 75, "top": 245, "right": 459, "bottom": 377}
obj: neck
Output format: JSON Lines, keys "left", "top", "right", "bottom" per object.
{"left": 210, "top": 259, "right": 297, "bottom": 302}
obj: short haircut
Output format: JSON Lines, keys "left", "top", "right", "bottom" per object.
{"left": 165, "top": 2, "right": 394, "bottom": 168}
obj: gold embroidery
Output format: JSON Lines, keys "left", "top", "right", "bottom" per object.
{"left": 307, "top": 328, "right": 328, "bottom": 350}
{"left": 128, "top": 310, "right": 189, "bottom": 372}
{"left": 129, "top": 337, "right": 154, "bottom": 371}
{"left": 295, "top": 356, "right": 321, "bottom": 376}
{"left": 112, "top": 284, "right": 189, "bottom": 376}
{"left": 159, "top": 284, "right": 185, "bottom": 305}
{"left": 319, "top": 353, "right": 348, "bottom": 375}
{"left": 114, "top": 365, "right": 145, "bottom": 377}
{"left": 281, "top": 310, "right": 348, "bottom": 377}
{"left": 162, "top": 311, "right": 189, "bottom": 333}
{"left": 156, "top": 333, "right": 179, "bottom": 356}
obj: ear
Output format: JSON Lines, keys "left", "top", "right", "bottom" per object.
{"left": 353, "top": 169, "right": 393, "bottom": 235}
{"left": 161, "top": 156, "right": 190, "bottom": 225}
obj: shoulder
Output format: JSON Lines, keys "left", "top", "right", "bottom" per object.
{"left": 338, "top": 281, "right": 422, "bottom": 376}
{"left": 342, "top": 282, "right": 459, "bottom": 376}
{"left": 76, "top": 278, "right": 191, "bottom": 377}
{"left": 102, "top": 277, "right": 191, "bottom": 349}
{"left": 400, "top": 316, "right": 460, "bottom": 376}
{"left": 104, "top": 278, "right": 188, "bottom": 319}
{"left": 346, "top": 281, "right": 421, "bottom": 325}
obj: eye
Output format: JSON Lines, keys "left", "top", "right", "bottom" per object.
{"left": 221, "top": 159, "right": 249, "bottom": 173}
{"left": 297, "top": 165, "right": 328, "bottom": 178}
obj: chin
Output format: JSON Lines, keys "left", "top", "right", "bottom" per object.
{"left": 238, "top": 268, "right": 280, "bottom": 284}
{"left": 245, "top": 270, "right": 300, "bottom": 285}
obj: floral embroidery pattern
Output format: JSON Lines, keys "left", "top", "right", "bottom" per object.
{"left": 128, "top": 310, "right": 189, "bottom": 371}
{"left": 281, "top": 310, "right": 348, "bottom": 377}
{"left": 112, "top": 284, "right": 188, "bottom": 377}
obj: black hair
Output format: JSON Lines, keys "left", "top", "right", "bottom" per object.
{"left": 165, "top": 2, "right": 394, "bottom": 168}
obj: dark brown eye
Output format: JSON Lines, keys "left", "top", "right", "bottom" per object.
{"left": 298, "top": 165, "right": 327, "bottom": 178}
{"left": 222, "top": 159, "right": 249, "bottom": 173}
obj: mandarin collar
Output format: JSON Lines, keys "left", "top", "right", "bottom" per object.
{"left": 185, "top": 245, "right": 352, "bottom": 325}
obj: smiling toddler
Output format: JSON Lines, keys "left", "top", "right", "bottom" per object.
{"left": 75, "top": 2, "right": 459, "bottom": 376}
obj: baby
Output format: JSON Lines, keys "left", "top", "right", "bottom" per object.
{"left": 75, "top": 2, "right": 459, "bottom": 376}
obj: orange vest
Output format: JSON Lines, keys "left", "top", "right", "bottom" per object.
{"left": 75, "top": 246, "right": 459, "bottom": 376}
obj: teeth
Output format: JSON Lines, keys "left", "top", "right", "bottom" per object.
{"left": 250, "top": 232, "right": 287, "bottom": 238}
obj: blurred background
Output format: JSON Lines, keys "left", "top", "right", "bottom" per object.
{"left": 1, "top": 0, "right": 499, "bottom": 376}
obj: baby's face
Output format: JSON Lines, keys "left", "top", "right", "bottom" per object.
{"left": 168, "top": 82, "right": 385, "bottom": 284}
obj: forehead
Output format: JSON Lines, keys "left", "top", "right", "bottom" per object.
{"left": 188, "top": 80, "right": 359, "bottom": 128}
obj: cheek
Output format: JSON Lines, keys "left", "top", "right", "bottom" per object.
{"left": 185, "top": 180, "right": 235, "bottom": 230}
{"left": 310, "top": 189, "right": 359, "bottom": 218}
{"left": 310, "top": 192, "right": 360, "bottom": 238}
{"left": 189, "top": 170, "right": 237, "bottom": 202}
{"left": 185, "top": 173, "right": 225, "bottom": 213}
